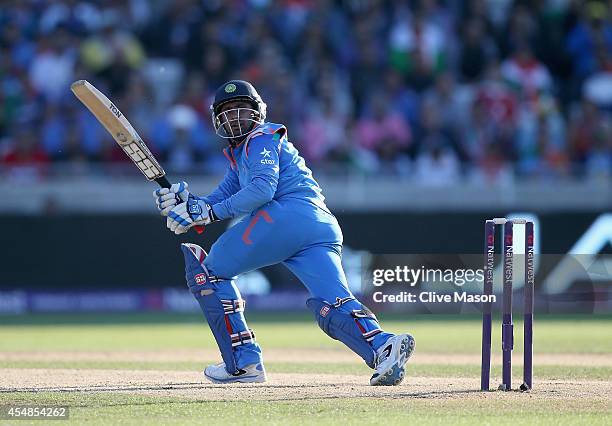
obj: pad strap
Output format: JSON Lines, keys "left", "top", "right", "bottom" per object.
{"left": 332, "top": 296, "right": 355, "bottom": 307}
{"left": 222, "top": 299, "right": 246, "bottom": 314}
{"left": 350, "top": 308, "right": 382, "bottom": 341}
{"left": 362, "top": 328, "right": 383, "bottom": 342}
{"left": 231, "top": 329, "right": 256, "bottom": 347}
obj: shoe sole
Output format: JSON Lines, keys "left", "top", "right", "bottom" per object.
{"left": 204, "top": 370, "right": 267, "bottom": 384}
{"left": 370, "top": 334, "right": 416, "bottom": 386}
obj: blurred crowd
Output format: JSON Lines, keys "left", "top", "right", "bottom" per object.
{"left": 1, "top": 0, "right": 611, "bottom": 184}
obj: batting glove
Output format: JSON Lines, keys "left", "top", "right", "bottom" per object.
{"left": 154, "top": 181, "right": 190, "bottom": 217}
{"left": 166, "top": 196, "right": 219, "bottom": 235}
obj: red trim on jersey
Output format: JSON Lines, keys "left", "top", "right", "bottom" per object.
{"left": 241, "top": 210, "right": 274, "bottom": 245}
{"left": 223, "top": 147, "right": 237, "bottom": 170}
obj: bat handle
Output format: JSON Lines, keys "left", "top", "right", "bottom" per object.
{"left": 155, "top": 176, "right": 205, "bottom": 234}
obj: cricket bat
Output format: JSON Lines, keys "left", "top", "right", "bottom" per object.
{"left": 70, "top": 80, "right": 204, "bottom": 233}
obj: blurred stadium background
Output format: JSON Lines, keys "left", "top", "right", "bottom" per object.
{"left": 0, "top": 0, "right": 610, "bottom": 315}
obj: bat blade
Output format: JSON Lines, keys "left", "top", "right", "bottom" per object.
{"left": 71, "top": 80, "right": 204, "bottom": 234}
{"left": 70, "top": 79, "right": 165, "bottom": 181}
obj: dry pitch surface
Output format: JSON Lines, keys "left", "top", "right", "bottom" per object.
{"left": 1, "top": 350, "right": 611, "bottom": 400}
{"left": 0, "top": 314, "right": 610, "bottom": 424}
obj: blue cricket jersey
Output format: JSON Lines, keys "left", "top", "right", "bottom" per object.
{"left": 202, "top": 123, "right": 331, "bottom": 220}
{"left": 183, "top": 124, "right": 392, "bottom": 372}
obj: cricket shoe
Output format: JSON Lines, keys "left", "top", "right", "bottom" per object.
{"left": 204, "top": 362, "right": 267, "bottom": 384}
{"left": 370, "top": 333, "right": 415, "bottom": 386}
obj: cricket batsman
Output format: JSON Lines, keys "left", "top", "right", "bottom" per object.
{"left": 153, "top": 80, "right": 415, "bottom": 385}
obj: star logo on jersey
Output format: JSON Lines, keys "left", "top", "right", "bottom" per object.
{"left": 259, "top": 147, "right": 275, "bottom": 165}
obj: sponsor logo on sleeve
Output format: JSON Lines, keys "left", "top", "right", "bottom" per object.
{"left": 260, "top": 147, "right": 275, "bottom": 165}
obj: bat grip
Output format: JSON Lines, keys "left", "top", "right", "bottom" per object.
{"left": 155, "top": 176, "right": 172, "bottom": 189}
{"left": 155, "top": 176, "right": 205, "bottom": 234}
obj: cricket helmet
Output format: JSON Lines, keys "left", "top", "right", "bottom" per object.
{"left": 210, "top": 80, "right": 267, "bottom": 141}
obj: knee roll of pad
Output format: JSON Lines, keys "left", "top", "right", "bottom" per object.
{"left": 181, "top": 243, "right": 224, "bottom": 295}
{"left": 306, "top": 297, "right": 380, "bottom": 368}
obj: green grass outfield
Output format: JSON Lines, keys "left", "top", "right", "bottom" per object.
{"left": 0, "top": 313, "right": 611, "bottom": 425}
